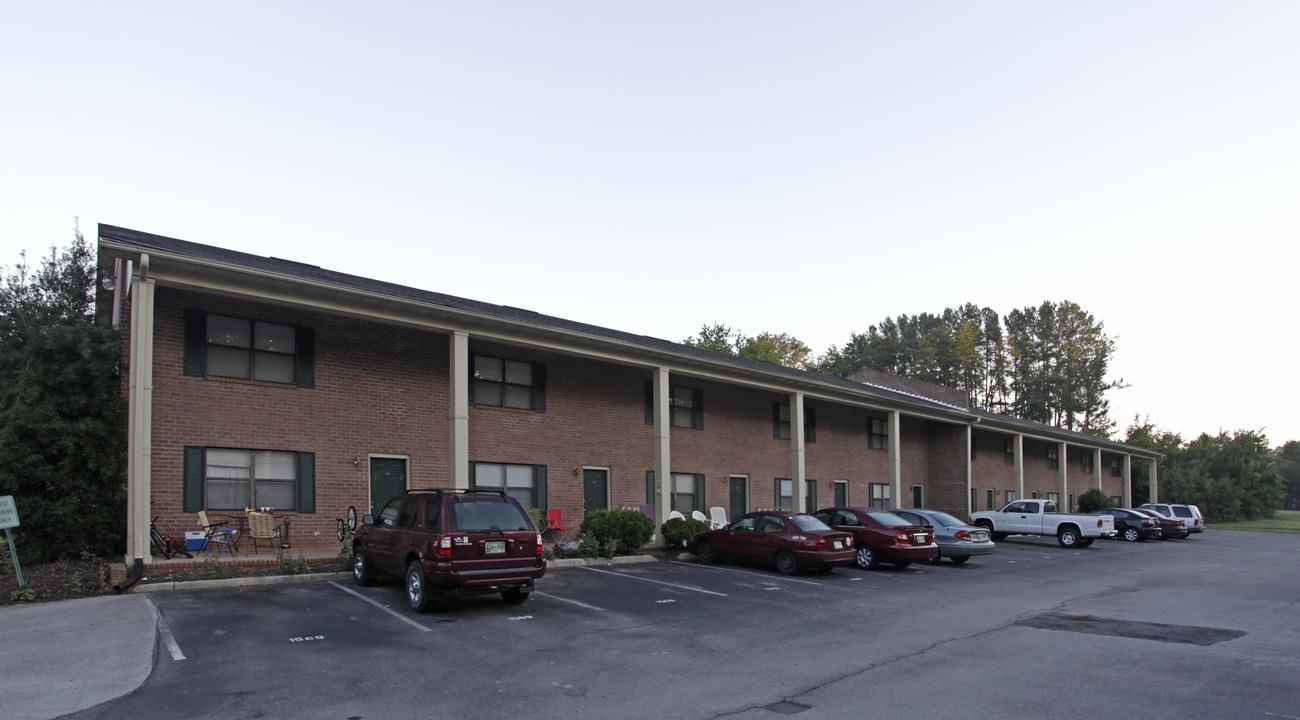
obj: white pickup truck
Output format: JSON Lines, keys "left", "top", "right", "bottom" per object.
{"left": 970, "top": 499, "right": 1115, "bottom": 548}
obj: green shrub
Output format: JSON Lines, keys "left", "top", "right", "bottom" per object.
{"left": 661, "top": 517, "right": 710, "bottom": 548}
{"left": 526, "top": 507, "right": 547, "bottom": 534}
{"left": 578, "top": 509, "right": 655, "bottom": 556}
{"left": 1077, "top": 488, "right": 1113, "bottom": 513}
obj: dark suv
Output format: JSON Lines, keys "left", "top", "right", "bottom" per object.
{"left": 353, "top": 489, "right": 546, "bottom": 612}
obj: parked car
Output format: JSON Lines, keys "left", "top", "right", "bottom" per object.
{"left": 970, "top": 498, "right": 1116, "bottom": 548}
{"left": 812, "top": 507, "right": 937, "bottom": 569}
{"left": 689, "top": 512, "right": 855, "bottom": 575}
{"left": 891, "top": 507, "right": 995, "bottom": 564}
{"left": 1089, "top": 508, "right": 1161, "bottom": 542}
{"left": 353, "top": 488, "right": 546, "bottom": 612}
{"left": 1140, "top": 503, "right": 1206, "bottom": 534}
{"left": 1132, "top": 508, "right": 1188, "bottom": 539}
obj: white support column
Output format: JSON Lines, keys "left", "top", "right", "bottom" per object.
{"left": 790, "top": 393, "right": 806, "bottom": 513}
{"left": 125, "top": 257, "right": 154, "bottom": 564}
{"left": 653, "top": 368, "right": 672, "bottom": 541}
{"left": 1149, "top": 458, "right": 1159, "bottom": 504}
{"left": 1123, "top": 454, "right": 1133, "bottom": 507}
{"left": 449, "top": 331, "right": 470, "bottom": 490}
{"left": 1058, "top": 442, "right": 1069, "bottom": 510}
{"left": 965, "top": 425, "right": 974, "bottom": 516}
{"left": 1093, "top": 449, "right": 1102, "bottom": 490}
{"left": 888, "top": 411, "right": 901, "bottom": 510}
{"left": 1014, "top": 434, "right": 1025, "bottom": 501}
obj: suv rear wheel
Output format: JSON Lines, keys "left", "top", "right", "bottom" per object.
{"left": 407, "top": 562, "right": 438, "bottom": 613}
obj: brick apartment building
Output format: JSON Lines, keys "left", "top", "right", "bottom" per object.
{"left": 96, "top": 225, "right": 1163, "bottom": 564}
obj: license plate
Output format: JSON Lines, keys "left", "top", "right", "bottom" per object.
{"left": 913, "top": 534, "right": 926, "bottom": 544}
{"left": 485, "top": 540, "right": 506, "bottom": 554}
{"left": 833, "top": 540, "right": 843, "bottom": 549}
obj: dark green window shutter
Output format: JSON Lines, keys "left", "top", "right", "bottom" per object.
{"left": 646, "top": 471, "right": 655, "bottom": 505}
{"left": 806, "top": 479, "right": 817, "bottom": 511}
{"left": 773, "top": 403, "right": 782, "bottom": 439}
{"left": 295, "top": 326, "right": 315, "bottom": 388}
{"left": 183, "top": 310, "right": 205, "bottom": 377}
{"left": 644, "top": 380, "right": 653, "bottom": 425}
{"left": 696, "top": 473, "right": 706, "bottom": 512}
{"left": 693, "top": 388, "right": 704, "bottom": 430}
{"left": 532, "top": 364, "right": 546, "bottom": 413}
{"left": 806, "top": 407, "right": 816, "bottom": 444}
{"left": 774, "top": 479, "right": 781, "bottom": 508}
{"left": 535, "top": 465, "right": 547, "bottom": 510}
{"left": 297, "top": 452, "right": 316, "bottom": 513}
{"left": 183, "top": 446, "right": 205, "bottom": 512}
{"left": 468, "top": 461, "right": 477, "bottom": 490}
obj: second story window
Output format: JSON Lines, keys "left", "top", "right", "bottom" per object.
{"left": 644, "top": 382, "right": 703, "bottom": 429}
{"left": 472, "top": 355, "right": 546, "bottom": 412}
{"left": 1047, "top": 446, "right": 1060, "bottom": 470}
{"left": 773, "top": 403, "right": 816, "bottom": 442}
{"left": 207, "top": 315, "right": 296, "bottom": 383}
{"left": 1081, "top": 451, "right": 1094, "bottom": 474}
{"left": 868, "top": 417, "right": 888, "bottom": 450}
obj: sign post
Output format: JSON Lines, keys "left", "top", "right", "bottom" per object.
{"left": 0, "top": 495, "right": 23, "bottom": 587}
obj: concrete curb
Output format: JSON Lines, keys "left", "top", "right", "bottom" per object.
{"left": 134, "top": 571, "right": 352, "bottom": 593}
{"left": 131, "top": 554, "right": 663, "bottom": 593}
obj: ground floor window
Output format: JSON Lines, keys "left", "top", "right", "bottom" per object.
{"left": 672, "top": 473, "right": 698, "bottom": 514}
{"left": 1047, "top": 492, "right": 1060, "bottom": 506}
{"left": 472, "top": 462, "right": 542, "bottom": 508}
{"left": 776, "top": 478, "right": 793, "bottom": 511}
{"left": 203, "top": 448, "right": 299, "bottom": 511}
{"left": 869, "top": 483, "right": 890, "bottom": 509}
{"left": 1005, "top": 490, "right": 1015, "bottom": 505}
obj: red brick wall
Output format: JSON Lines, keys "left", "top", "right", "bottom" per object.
{"left": 145, "top": 288, "right": 449, "bottom": 547}
{"left": 971, "top": 428, "right": 1015, "bottom": 510}
{"left": 924, "top": 421, "right": 968, "bottom": 518}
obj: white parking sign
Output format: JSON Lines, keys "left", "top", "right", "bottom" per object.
{"left": 0, "top": 495, "right": 19, "bottom": 529}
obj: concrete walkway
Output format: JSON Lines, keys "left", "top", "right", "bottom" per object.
{"left": 0, "top": 594, "right": 158, "bottom": 720}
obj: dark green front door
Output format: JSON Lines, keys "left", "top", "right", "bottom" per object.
{"left": 369, "top": 458, "right": 407, "bottom": 517}
{"left": 833, "top": 482, "right": 847, "bottom": 507}
{"left": 583, "top": 469, "right": 608, "bottom": 518}
{"left": 912, "top": 485, "right": 923, "bottom": 508}
{"left": 729, "top": 476, "right": 747, "bottom": 520}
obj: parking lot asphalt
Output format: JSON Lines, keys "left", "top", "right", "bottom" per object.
{"left": 8, "top": 530, "right": 1300, "bottom": 720}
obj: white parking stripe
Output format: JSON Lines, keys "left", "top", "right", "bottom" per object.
{"left": 579, "top": 566, "right": 728, "bottom": 596}
{"left": 329, "top": 581, "right": 432, "bottom": 632}
{"left": 533, "top": 591, "right": 605, "bottom": 611}
{"left": 667, "top": 560, "right": 825, "bottom": 586}
{"left": 149, "top": 598, "right": 186, "bottom": 661}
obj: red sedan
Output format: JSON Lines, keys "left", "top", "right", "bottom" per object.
{"left": 689, "top": 512, "right": 855, "bottom": 575}
{"left": 812, "top": 507, "right": 937, "bottom": 569}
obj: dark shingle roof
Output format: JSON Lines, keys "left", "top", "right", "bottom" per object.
{"left": 98, "top": 223, "right": 1160, "bottom": 459}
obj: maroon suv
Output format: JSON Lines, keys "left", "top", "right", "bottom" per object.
{"left": 353, "top": 489, "right": 545, "bottom": 612}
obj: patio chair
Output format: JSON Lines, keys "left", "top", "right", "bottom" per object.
{"left": 545, "top": 507, "right": 573, "bottom": 543}
{"left": 691, "top": 510, "right": 709, "bottom": 524}
{"left": 247, "top": 512, "right": 282, "bottom": 554}
{"left": 197, "top": 511, "right": 237, "bottom": 558}
{"left": 669, "top": 510, "right": 686, "bottom": 521}
{"left": 708, "top": 506, "right": 727, "bottom": 529}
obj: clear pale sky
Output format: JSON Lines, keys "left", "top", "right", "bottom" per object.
{"left": 3, "top": 2, "right": 1297, "bottom": 445}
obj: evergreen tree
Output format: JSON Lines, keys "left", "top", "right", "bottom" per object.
{"left": 0, "top": 228, "right": 126, "bottom": 562}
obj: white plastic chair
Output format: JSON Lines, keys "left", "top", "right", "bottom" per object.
{"left": 691, "top": 510, "right": 708, "bottom": 524}
{"left": 708, "top": 506, "right": 728, "bottom": 529}
{"left": 669, "top": 510, "right": 685, "bottom": 521}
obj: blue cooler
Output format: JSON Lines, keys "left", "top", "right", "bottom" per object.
{"left": 185, "top": 531, "right": 207, "bottom": 551}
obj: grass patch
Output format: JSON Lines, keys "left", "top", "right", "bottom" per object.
{"left": 1211, "top": 510, "right": 1300, "bottom": 534}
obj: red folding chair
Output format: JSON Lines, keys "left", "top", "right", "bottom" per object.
{"left": 545, "top": 508, "right": 573, "bottom": 543}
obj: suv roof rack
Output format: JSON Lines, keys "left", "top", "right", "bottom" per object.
{"left": 405, "top": 488, "right": 508, "bottom": 497}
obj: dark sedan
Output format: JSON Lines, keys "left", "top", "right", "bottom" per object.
{"left": 891, "top": 507, "right": 995, "bottom": 564}
{"left": 1090, "top": 508, "right": 1161, "bottom": 542}
{"left": 812, "top": 507, "right": 937, "bottom": 569}
{"left": 689, "top": 512, "right": 855, "bottom": 575}
{"left": 1133, "top": 508, "right": 1188, "bottom": 539}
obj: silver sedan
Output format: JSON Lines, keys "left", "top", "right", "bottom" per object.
{"left": 891, "top": 508, "right": 996, "bottom": 564}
